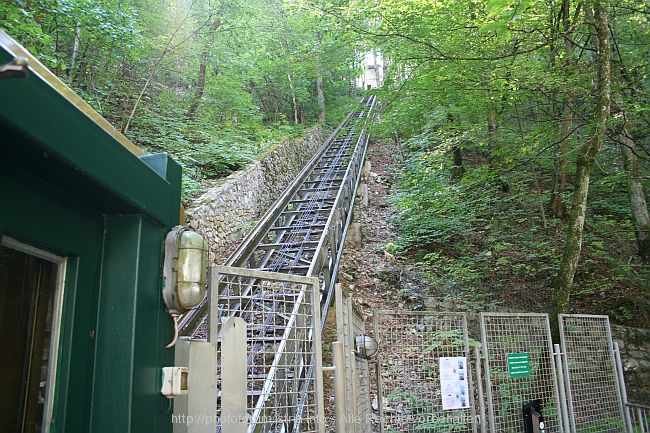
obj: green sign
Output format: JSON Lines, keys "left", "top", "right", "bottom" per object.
{"left": 507, "top": 353, "right": 531, "bottom": 378}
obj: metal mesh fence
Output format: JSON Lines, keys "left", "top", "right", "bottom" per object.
{"left": 213, "top": 266, "right": 324, "bottom": 433}
{"left": 373, "top": 311, "right": 476, "bottom": 433}
{"left": 480, "top": 313, "right": 561, "bottom": 433}
{"left": 335, "top": 284, "right": 372, "bottom": 433}
{"left": 559, "top": 314, "right": 625, "bottom": 433}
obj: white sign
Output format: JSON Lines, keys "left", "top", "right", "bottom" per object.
{"left": 439, "top": 357, "right": 470, "bottom": 410}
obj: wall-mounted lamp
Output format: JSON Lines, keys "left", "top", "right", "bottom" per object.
{"left": 355, "top": 335, "right": 379, "bottom": 359}
{"left": 162, "top": 226, "right": 208, "bottom": 347}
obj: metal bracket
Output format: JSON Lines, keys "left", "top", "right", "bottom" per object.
{"left": 0, "top": 56, "right": 28, "bottom": 79}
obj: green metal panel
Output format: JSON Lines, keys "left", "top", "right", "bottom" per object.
{"left": 0, "top": 171, "right": 103, "bottom": 432}
{"left": 1, "top": 31, "right": 181, "bottom": 433}
{"left": 91, "top": 215, "right": 174, "bottom": 433}
{"left": 0, "top": 169, "right": 178, "bottom": 433}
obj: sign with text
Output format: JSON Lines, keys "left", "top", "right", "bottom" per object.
{"left": 439, "top": 357, "right": 470, "bottom": 410}
{"left": 507, "top": 352, "right": 531, "bottom": 378}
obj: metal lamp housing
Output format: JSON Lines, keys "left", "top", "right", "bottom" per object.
{"left": 354, "top": 335, "right": 378, "bottom": 359}
{"left": 162, "top": 226, "right": 208, "bottom": 315}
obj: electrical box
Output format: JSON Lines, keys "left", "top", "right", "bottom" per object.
{"left": 161, "top": 366, "right": 189, "bottom": 398}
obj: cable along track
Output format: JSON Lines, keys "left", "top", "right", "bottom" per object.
{"left": 178, "top": 95, "right": 376, "bottom": 433}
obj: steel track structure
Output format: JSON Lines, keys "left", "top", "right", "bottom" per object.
{"left": 180, "top": 95, "right": 376, "bottom": 337}
{"left": 175, "top": 96, "right": 375, "bottom": 433}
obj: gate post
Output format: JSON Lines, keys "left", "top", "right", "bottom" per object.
{"left": 173, "top": 339, "right": 218, "bottom": 433}
{"left": 332, "top": 341, "right": 348, "bottom": 433}
{"left": 221, "top": 317, "right": 248, "bottom": 433}
{"left": 553, "top": 343, "right": 570, "bottom": 433}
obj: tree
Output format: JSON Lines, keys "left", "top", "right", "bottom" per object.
{"left": 548, "top": 0, "right": 579, "bottom": 220}
{"left": 311, "top": 0, "right": 649, "bottom": 326}
{"left": 619, "top": 127, "right": 650, "bottom": 261}
{"left": 609, "top": 1, "right": 650, "bottom": 262}
{"left": 551, "top": 0, "right": 611, "bottom": 326}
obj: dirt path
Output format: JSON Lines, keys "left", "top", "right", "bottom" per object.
{"left": 321, "top": 137, "right": 427, "bottom": 431}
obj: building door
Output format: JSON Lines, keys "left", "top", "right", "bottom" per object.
{"left": 0, "top": 237, "right": 65, "bottom": 433}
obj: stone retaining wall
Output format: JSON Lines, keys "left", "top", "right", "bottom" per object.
{"left": 186, "top": 126, "right": 324, "bottom": 260}
{"left": 612, "top": 324, "right": 650, "bottom": 403}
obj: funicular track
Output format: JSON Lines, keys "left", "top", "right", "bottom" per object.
{"left": 180, "top": 95, "right": 375, "bottom": 337}
{"left": 177, "top": 95, "right": 376, "bottom": 433}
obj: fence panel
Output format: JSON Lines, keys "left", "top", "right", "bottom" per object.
{"left": 373, "top": 311, "right": 476, "bottom": 433}
{"left": 335, "top": 284, "right": 372, "bottom": 433}
{"left": 480, "top": 313, "right": 562, "bottom": 433}
{"left": 212, "top": 265, "right": 324, "bottom": 433}
{"left": 559, "top": 314, "right": 625, "bottom": 433}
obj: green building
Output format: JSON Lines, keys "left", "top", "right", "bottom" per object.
{"left": 0, "top": 31, "right": 180, "bottom": 432}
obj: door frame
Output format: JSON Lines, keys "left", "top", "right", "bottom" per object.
{"left": 1, "top": 235, "right": 67, "bottom": 432}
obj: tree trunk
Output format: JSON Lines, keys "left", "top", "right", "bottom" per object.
{"left": 487, "top": 97, "right": 497, "bottom": 135}
{"left": 287, "top": 74, "right": 299, "bottom": 124}
{"left": 316, "top": 59, "right": 325, "bottom": 125}
{"left": 185, "top": 49, "right": 210, "bottom": 118}
{"left": 185, "top": 19, "right": 221, "bottom": 118}
{"left": 549, "top": 0, "right": 575, "bottom": 219}
{"left": 450, "top": 142, "right": 464, "bottom": 181}
{"left": 68, "top": 22, "right": 81, "bottom": 86}
{"left": 550, "top": 100, "right": 571, "bottom": 219}
{"left": 551, "top": 0, "right": 611, "bottom": 336}
{"left": 619, "top": 129, "right": 650, "bottom": 261}
{"left": 315, "top": 32, "right": 326, "bottom": 125}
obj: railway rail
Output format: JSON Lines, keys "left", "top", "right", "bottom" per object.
{"left": 175, "top": 95, "right": 376, "bottom": 433}
{"left": 179, "top": 95, "right": 376, "bottom": 337}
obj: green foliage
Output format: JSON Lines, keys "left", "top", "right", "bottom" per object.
{"left": 303, "top": 0, "right": 650, "bottom": 325}
{"left": 1, "top": 0, "right": 364, "bottom": 201}
{"left": 389, "top": 105, "right": 648, "bottom": 325}
{"left": 3, "top": 0, "right": 648, "bottom": 325}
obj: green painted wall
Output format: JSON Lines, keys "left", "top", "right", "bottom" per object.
{"left": 0, "top": 171, "right": 103, "bottom": 432}
{"left": 91, "top": 215, "right": 175, "bottom": 433}
{"left": 0, "top": 148, "right": 181, "bottom": 433}
{"left": 1, "top": 33, "right": 182, "bottom": 433}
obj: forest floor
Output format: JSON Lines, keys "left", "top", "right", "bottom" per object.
{"left": 320, "top": 137, "right": 649, "bottom": 428}
{"left": 332, "top": 137, "right": 649, "bottom": 326}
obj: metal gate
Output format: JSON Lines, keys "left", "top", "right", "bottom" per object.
{"left": 353, "top": 310, "right": 633, "bottom": 433}
{"left": 373, "top": 311, "right": 477, "bottom": 433}
{"left": 335, "top": 284, "right": 372, "bottom": 433}
{"left": 480, "top": 313, "right": 562, "bottom": 433}
{"left": 174, "top": 265, "right": 325, "bottom": 433}
{"left": 559, "top": 314, "right": 628, "bottom": 433}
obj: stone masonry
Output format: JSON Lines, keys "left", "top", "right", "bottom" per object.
{"left": 186, "top": 126, "right": 324, "bottom": 261}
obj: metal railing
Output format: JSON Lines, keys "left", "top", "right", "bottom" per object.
{"left": 173, "top": 97, "right": 376, "bottom": 433}
{"left": 180, "top": 96, "right": 376, "bottom": 337}
{"left": 349, "top": 310, "right": 642, "bottom": 433}
{"left": 627, "top": 403, "right": 650, "bottom": 433}
{"left": 334, "top": 284, "right": 372, "bottom": 433}
{"left": 480, "top": 313, "right": 563, "bottom": 433}
{"left": 373, "top": 311, "right": 477, "bottom": 433}
{"left": 209, "top": 266, "right": 324, "bottom": 433}
{"left": 559, "top": 315, "right": 627, "bottom": 433}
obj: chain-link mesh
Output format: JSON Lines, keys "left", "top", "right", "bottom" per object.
{"left": 559, "top": 314, "right": 625, "bottom": 433}
{"left": 214, "top": 266, "right": 324, "bottom": 433}
{"left": 480, "top": 313, "right": 560, "bottom": 433}
{"left": 335, "top": 284, "right": 372, "bottom": 433}
{"left": 374, "top": 311, "right": 476, "bottom": 433}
